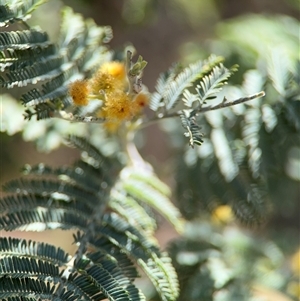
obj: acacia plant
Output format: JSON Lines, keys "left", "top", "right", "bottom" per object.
{"left": 0, "top": 1, "right": 299, "bottom": 300}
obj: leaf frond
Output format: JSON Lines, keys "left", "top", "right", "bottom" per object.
{"left": 1, "top": 6, "right": 112, "bottom": 119}
{"left": 0, "top": 0, "right": 46, "bottom": 27}
{"left": 85, "top": 215, "right": 179, "bottom": 301}
{"left": 22, "top": 163, "right": 102, "bottom": 194}
{"left": 181, "top": 89, "right": 200, "bottom": 108}
{"left": 87, "top": 249, "right": 139, "bottom": 281}
{"left": 149, "top": 55, "right": 224, "bottom": 112}
{"left": 0, "top": 45, "right": 56, "bottom": 74}
{"left": 3, "top": 178, "right": 101, "bottom": 209}
{"left": 97, "top": 212, "right": 160, "bottom": 260}
{"left": 74, "top": 256, "right": 145, "bottom": 301}
{"left": 1, "top": 56, "right": 67, "bottom": 89}
{"left": 0, "top": 135, "right": 179, "bottom": 300}
{"left": 0, "top": 237, "right": 70, "bottom": 265}
{"left": 121, "top": 174, "right": 184, "bottom": 233}
{"left": 0, "top": 207, "right": 89, "bottom": 231}
{"left": 164, "top": 55, "right": 224, "bottom": 111}
{"left": 0, "top": 256, "right": 60, "bottom": 281}
{"left": 231, "top": 181, "right": 269, "bottom": 225}
{"left": 195, "top": 63, "right": 238, "bottom": 107}
{"left": 149, "top": 63, "right": 180, "bottom": 111}
{"left": 138, "top": 253, "right": 179, "bottom": 301}
{"left": 65, "top": 135, "right": 117, "bottom": 173}
{"left": 0, "top": 277, "right": 55, "bottom": 299}
{"left": 0, "top": 29, "right": 50, "bottom": 51}
{"left": 110, "top": 189, "right": 157, "bottom": 235}
{"left": 179, "top": 110, "right": 204, "bottom": 148}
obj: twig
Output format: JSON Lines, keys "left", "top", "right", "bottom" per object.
{"left": 56, "top": 111, "right": 105, "bottom": 123}
{"left": 196, "top": 91, "right": 265, "bottom": 113}
{"left": 140, "top": 91, "right": 265, "bottom": 129}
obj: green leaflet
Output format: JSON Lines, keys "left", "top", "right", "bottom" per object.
{"left": 0, "top": 135, "right": 181, "bottom": 301}
{"left": 180, "top": 110, "right": 204, "bottom": 148}
{"left": 194, "top": 63, "right": 238, "bottom": 107}
{"left": 1, "top": 6, "right": 112, "bottom": 120}
{"left": 124, "top": 167, "right": 171, "bottom": 197}
{"left": 0, "top": 29, "right": 50, "bottom": 50}
{"left": 0, "top": 0, "right": 47, "bottom": 27}
{"left": 138, "top": 253, "right": 179, "bottom": 301}
{"left": 110, "top": 189, "right": 158, "bottom": 235}
{"left": 149, "top": 55, "right": 224, "bottom": 113}
{"left": 120, "top": 167, "right": 185, "bottom": 233}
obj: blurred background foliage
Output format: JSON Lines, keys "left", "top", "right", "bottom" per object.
{"left": 1, "top": 0, "right": 299, "bottom": 300}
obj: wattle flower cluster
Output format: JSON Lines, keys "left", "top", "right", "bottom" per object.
{"left": 69, "top": 61, "right": 149, "bottom": 131}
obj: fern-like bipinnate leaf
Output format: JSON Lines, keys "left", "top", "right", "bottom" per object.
{"left": 0, "top": 137, "right": 180, "bottom": 301}
{"left": 179, "top": 110, "right": 204, "bottom": 148}
{"left": 149, "top": 56, "right": 242, "bottom": 148}
{"left": 181, "top": 63, "right": 236, "bottom": 110}
{"left": 0, "top": 29, "right": 53, "bottom": 76}
{"left": 0, "top": 237, "right": 70, "bottom": 299}
{"left": 0, "top": 237, "right": 142, "bottom": 300}
{"left": 110, "top": 189, "right": 158, "bottom": 235}
{"left": 138, "top": 253, "right": 179, "bottom": 301}
{"left": 1, "top": 5, "right": 112, "bottom": 120}
{"left": 119, "top": 166, "right": 185, "bottom": 233}
{"left": 149, "top": 55, "right": 224, "bottom": 113}
{"left": 149, "top": 63, "right": 180, "bottom": 112}
{"left": 0, "top": 0, "right": 46, "bottom": 26}
{"left": 73, "top": 256, "right": 145, "bottom": 301}
{"left": 267, "top": 49, "right": 300, "bottom": 131}
{"left": 0, "top": 29, "right": 50, "bottom": 50}
{"left": 175, "top": 49, "right": 299, "bottom": 223}
{"left": 194, "top": 63, "right": 238, "bottom": 108}
{"left": 0, "top": 237, "right": 70, "bottom": 265}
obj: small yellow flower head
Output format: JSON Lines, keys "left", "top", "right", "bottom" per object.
{"left": 132, "top": 92, "right": 149, "bottom": 115}
{"left": 90, "top": 61, "right": 146, "bottom": 132}
{"left": 211, "top": 205, "right": 233, "bottom": 224}
{"left": 104, "top": 91, "right": 132, "bottom": 121}
{"left": 89, "top": 61, "right": 127, "bottom": 96}
{"left": 69, "top": 80, "right": 89, "bottom": 106}
{"left": 100, "top": 61, "right": 126, "bottom": 81}
{"left": 88, "top": 72, "right": 116, "bottom": 95}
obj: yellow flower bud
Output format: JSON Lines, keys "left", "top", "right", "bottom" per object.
{"left": 131, "top": 92, "right": 149, "bottom": 115}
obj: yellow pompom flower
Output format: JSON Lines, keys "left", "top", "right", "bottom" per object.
{"left": 89, "top": 61, "right": 127, "bottom": 96}
{"left": 69, "top": 61, "right": 147, "bottom": 132}
{"left": 69, "top": 80, "right": 89, "bottom": 106}
{"left": 88, "top": 72, "right": 116, "bottom": 95}
{"left": 211, "top": 205, "right": 233, "bottom": 224}
{"left": 103, "top": 91, "right": 132, "bottom": 121}
{"left": 96, "top": 91, "right": 149, "bottom": 133}
{"left": 99, "top": 61, "right": 126, "bottom": 81}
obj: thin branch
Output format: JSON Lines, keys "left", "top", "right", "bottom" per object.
{"left": 56, "top": 111, "right": 105, "bottom": 123}
{"left": 140, "top": 91, "right": 265, "bottom": 129}
{"left": 196, "top": 91, "right": 265, "bottom": 113}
